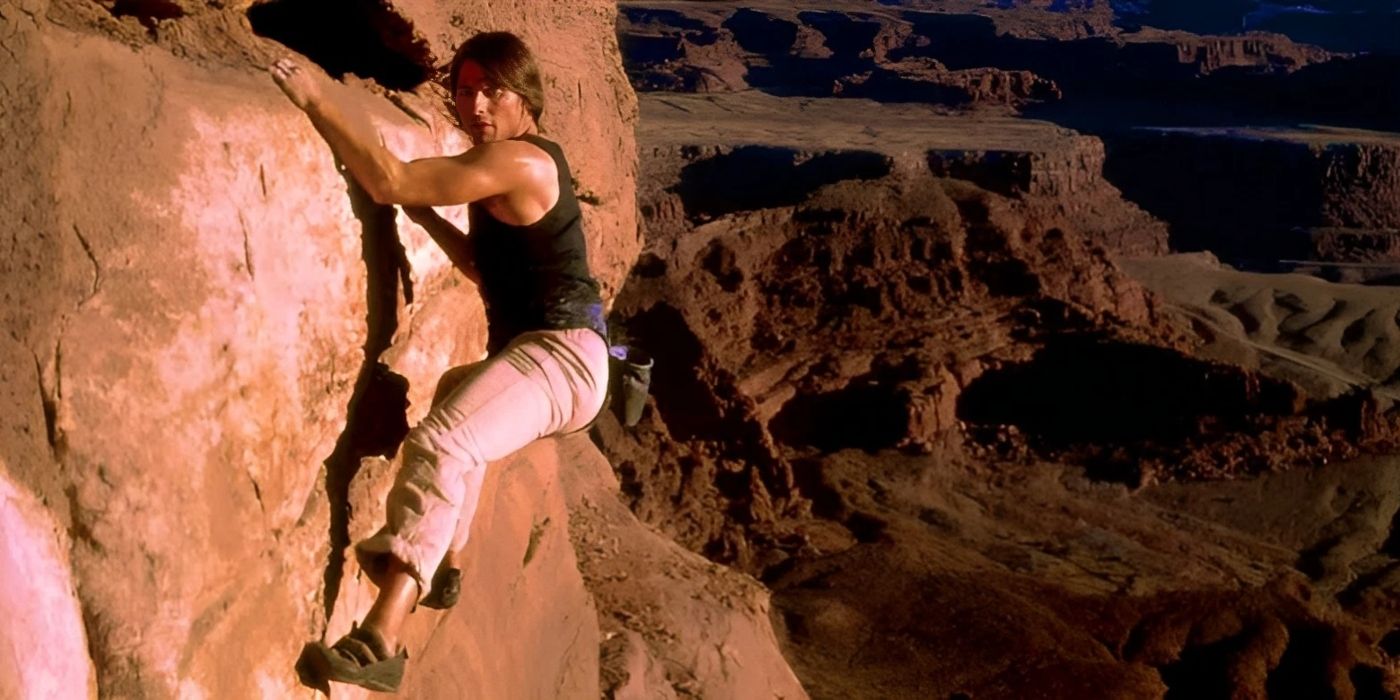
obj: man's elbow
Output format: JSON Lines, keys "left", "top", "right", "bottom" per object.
{"left": 368, "top": 187, "right": 395, "bottom": 206}
{"left": 362, "top": 159, "right": 409, "bottom": 205}
{"left": 363, "top": 174, "right": 398, "bottom": 205}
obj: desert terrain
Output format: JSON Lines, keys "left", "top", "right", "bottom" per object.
{"left": 596, "top": 2, "right": 1400, "bottom": 698}
{"left": 2, "top": 1, "right": 1399, "bottom": 699}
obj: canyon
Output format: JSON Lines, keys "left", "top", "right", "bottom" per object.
{"left": 602, "top": 2, "right": 1400, "bottom": 698}
{"left": 2, "top": 0, "right": 1399, "bottom": 698}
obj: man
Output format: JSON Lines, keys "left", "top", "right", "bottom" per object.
{"left": 272, "top": 32, "right": 609, "bottom": 693}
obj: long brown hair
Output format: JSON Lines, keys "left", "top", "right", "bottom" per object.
{"left": 447, "top": 32, "right": 545, "bottom": 123}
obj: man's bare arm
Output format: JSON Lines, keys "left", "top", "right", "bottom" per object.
{"left": 270, "top": 57, "right": 525, "bottom": 207}
{"left": 402, "top": 207, "right": 482, "bottom": 286}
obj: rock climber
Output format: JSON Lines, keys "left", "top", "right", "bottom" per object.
{"left": 271, "top": 31, "right": 610, "bottom": 693}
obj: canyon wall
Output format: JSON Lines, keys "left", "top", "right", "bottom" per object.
{"left": 621, "top": 0, "right": 1400, "bottom": 266}
{"left": 0, "top": 1, "right": 800, "bottom": 697}
{"left": 1108, "top": 127, "right": 1400, "bottom": 259}
{"left": 598, "top": 6, "right": 1400, "bottom": 697}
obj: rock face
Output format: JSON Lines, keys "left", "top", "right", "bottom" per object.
{"left": 560, "top": 438, "right": 806, "bottom": 700}
{"left": 637, "top": 91, "right": 1170, "bottom": 258}
{"left": 1115, "top": 0, "right": 1400, "bottom": 54}
{"left": 0, "top": 470, "right": 95, "bottom": 698}
{"left": 622, "top": 0, "right": 1400, "bottom": 271}
{"left": 347, "top": 436, "right": 804, "bottom": 700}
{"left": 617, "top": 1, "right": 1340, "bottom": 106}
{"left": 1, "top": 0, "right": 801, "bottom": 698}
{"left": 1107, "top": 126, "right": 1400, "bottom": 260}
{"left": 619, "top": 2, "right": 1070, "bottom": 109}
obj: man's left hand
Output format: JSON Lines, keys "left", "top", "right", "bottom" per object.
{"left": 270, "top": 57, "right": 323, "bottom": 111}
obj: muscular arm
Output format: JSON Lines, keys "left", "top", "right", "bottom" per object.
{"left": 402, "top": 207, "right": 482, "bottom": 285}
{"left": 271, "top": 58, "right": 529, "bottom": 207}
{"left": 301, "top": 99, "right": 527, "bottom": 207}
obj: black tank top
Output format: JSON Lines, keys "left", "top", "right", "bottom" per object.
{"left": 468, "top": 134, "right": 607, "bottom": 354}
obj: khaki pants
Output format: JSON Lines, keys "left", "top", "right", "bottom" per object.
{"left": 354, "top": 328, "right": 608, "bottom": 591}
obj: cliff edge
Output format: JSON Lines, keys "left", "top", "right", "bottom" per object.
{"left": 0, "top": 0, "right": 801, "bottom": 697}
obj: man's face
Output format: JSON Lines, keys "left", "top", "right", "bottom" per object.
{"left": 455, "top": 60, "right": 528, "bottom": 144}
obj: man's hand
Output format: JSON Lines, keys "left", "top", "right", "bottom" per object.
{"left": 270, "top": 57, "right": 323, "bottom": 111}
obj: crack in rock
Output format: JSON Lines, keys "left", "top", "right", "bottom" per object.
{"left": 237, "top": 211, "right": 255, "bottom": 280}
{"left": 386, "top": 92, "right": 430, "bottom": 128}
{"left": 72, "top": 224, "right": 101, "bottom": 304}
{"left": 33, "top": 348, "right": 63, "bottom": 459}
{"left": 318, "top": 177, "right": 411, "bottom": 621}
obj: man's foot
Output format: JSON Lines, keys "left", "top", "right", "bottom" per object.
{"left": 420, "top": 567, "right": 462, "bottom": 610}
{"left": 296, "top": 623, "right": 406, "bottom": 693}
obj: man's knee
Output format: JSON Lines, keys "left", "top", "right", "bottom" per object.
{"left": 431, "top": 364, "right": 478, "bottom": 408}
{"left": 402, "top": 421, "right": 443, "bottom": 463}
{"left": 403, "top": 411, "right": 486, "bottom": 472}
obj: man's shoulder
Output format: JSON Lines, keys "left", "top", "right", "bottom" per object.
{"left": 464, "top": 138, "right": 556, "bottom": 169}
{"left": 458, "top": 138, "right": 559, "bottom": 203}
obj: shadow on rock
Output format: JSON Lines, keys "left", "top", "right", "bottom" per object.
{"left": 673, "top": 147, "right": 891, "bottom": 220}
{"left": 318, "top": 176, "right": 411, "bottom": 622}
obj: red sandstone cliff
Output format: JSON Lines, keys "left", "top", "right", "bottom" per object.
{"left": 0, "top": 1, "right": 802, "bottom": 697}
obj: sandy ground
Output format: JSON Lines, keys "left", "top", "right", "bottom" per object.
{"left": 1125, "top": 254, "right": 1400, "bottom": 402}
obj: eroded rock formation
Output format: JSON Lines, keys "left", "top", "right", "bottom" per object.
{"left": 623, "top": 0, "right": 1400, "bottom": 274}
{"left": 637, "top": 89, "right": 1169, "bottom": 256}
{"left": 596, "top": 138, "right": 1400, "bottom": 700}
{"left": 593, "top": 5, "right": 1400, "bottom": 697}
{"left": 1107, "top": 126, "right": 1400, "bottom": 260}
{"left": 617, "top": 1, "right": 1341, "bottom": 106}
{"left": 595, "top": 137, "right": 1400, "bottom": 696}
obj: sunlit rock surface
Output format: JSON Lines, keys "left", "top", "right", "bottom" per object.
{"left": 0, "top": 468, "right": 96, "bottom": 699}
{"left": 0, "top": 0, "right": 801, "bottom": 697}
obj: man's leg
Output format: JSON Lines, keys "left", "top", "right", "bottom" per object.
{"left": 350, "top": 329, "right": 607, "bottom": 649}
{"left": 428, "top": 363, "right": 486, "bottom": 580}
{"left": 359, "top": 560, "right": 420, "bottom": 647}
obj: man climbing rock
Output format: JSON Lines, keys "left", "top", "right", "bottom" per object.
{"left": 271, "top": 31, "right": 610, "bottom": 693}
